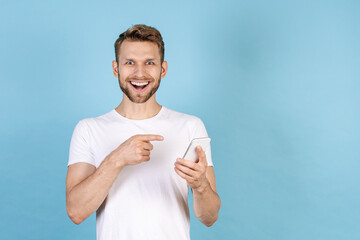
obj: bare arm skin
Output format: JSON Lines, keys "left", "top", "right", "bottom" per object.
{"left": 66, "top": 158, "right": 122, "bottom": 224}
{"left": 191, "top": 167, "right": 221, "bottom": 227}
{"left": 174, "top": 146, "right": 221, "bottom": 227}
{"left": 66, "top": 134, "right": 163, "bottom": 224}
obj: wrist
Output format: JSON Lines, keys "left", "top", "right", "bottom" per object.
{"left": 107, "top": 152, "right": 126, "bottom": 170}
{"left": 192, "top": 179, "right": 211, "bottom": 194}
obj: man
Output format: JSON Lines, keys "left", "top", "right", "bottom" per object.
{"left": 66, "top": 24, "right": 221, "bottom": 240}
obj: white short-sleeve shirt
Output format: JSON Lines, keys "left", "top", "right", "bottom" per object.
{"left": 68, "top": 106, "right": 213, "bottom": 240}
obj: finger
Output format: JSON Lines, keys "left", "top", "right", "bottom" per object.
{"left": 174, "top": 162, "right": 197, "bottom": 177}
{"left": 143, "top": 142, "right": 154, "bottom": 151}
{"left": 196, "top": 146, "right": 207, "bottom": 163}
{"left": 136, "top": 134, "right": 164, "bottom": 142}
{"left": 174, "top": 166, "right": 194, "bottom": 181}
{"left": 141, "top": 149, "right": 150, "bottom": 156}
{"left": 176, "top": 158, "right": 198, "bottom": 171}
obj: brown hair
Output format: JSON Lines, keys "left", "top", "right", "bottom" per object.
{"left": 114, "top": 24, "right": 165, "bottom": 63}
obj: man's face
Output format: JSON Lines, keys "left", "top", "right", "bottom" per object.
{"left": 112, "top": 40, "right": 168, "bottom": 103}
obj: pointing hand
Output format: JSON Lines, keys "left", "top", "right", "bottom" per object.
{"left": 110, "top": 134, "right": 164, "bottom": 167}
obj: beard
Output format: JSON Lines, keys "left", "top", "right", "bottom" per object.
{"left": 118, "top": 74, "right": 161, "bottom": 104}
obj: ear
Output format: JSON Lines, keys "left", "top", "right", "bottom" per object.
{"left": 112, "top": 60, "right": 119, "bottom": 78}
{"left": 161, "top": 61, "right": 168, "bottom": 79}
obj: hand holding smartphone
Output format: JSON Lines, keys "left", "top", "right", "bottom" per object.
{"left": 182, "top": 137, "right": 211, "bottom": 163}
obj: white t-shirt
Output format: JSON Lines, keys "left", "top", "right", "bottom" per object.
{"left": 68, "top": 106, "right": 213, "bottom": 240}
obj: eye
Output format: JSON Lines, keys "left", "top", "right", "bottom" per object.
{"left": 125, "top": 61, "right": 134, "bottom": 65}
{"left": 146, "top": 61, "right": 154, "bottom": 65}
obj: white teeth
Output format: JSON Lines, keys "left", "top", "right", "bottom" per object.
{"left": 131, "top": 81, "right": 149, "bottom": 86}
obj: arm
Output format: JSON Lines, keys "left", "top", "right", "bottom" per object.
{"left": 66, "top": 134, "right": 163, "bottom": 224}
{"left": 191, "top": 167, "right": 221, "bottom": 227}
{"left": 174, "top": 146, "right": 221, "bottom": 227}
{"left": 66, "top": 155, "right": 124, "bottom": 224}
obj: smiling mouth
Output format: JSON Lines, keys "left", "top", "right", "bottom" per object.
{"left": 129, "top": 81, "right": 150, "bottom": 92}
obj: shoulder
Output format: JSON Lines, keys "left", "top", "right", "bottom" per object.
{"left": 75, "top": 109, "right": 115, "bottom": 129}
{"left": 163, "top": 107, "right": 207, "bottom": 137}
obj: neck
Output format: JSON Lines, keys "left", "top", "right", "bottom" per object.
{"left": 115, "top": 94, "right": 162, "bottom": 120}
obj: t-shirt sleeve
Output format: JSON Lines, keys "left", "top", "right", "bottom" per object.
{"left": 68, "top": 120, "right": 96, "bottom": 167}
{"left": 192, "top": 118, "right": 214, "bottom": 167}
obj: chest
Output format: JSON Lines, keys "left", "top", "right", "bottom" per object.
{"left": 88, "top": 122, "right": 192, "bottom": 169}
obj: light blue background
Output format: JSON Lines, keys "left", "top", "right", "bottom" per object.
{"left": 1, "top": 0, "right": 359, "bottom": 239}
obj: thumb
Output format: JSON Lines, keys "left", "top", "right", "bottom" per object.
{"left": 196, "top": 146, "right": 206, "bottom": 163}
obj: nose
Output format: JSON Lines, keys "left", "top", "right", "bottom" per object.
{"left": 132, "top": 64, "right": 147, "bottom": 78}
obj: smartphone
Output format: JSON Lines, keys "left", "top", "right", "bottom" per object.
{"left": 183, "top": 137, "right": 211, "bottom": 162}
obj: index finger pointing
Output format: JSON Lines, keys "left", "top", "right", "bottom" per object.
{"left": 136, "top": 134, "right": 164, "bottom": 142}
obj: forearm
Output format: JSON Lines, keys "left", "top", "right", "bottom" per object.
{"left": 67, "top": 154, "right": 123, "bottom": 224}
{"left": 192, "top": 181, "right": 221, "bottom": 227}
